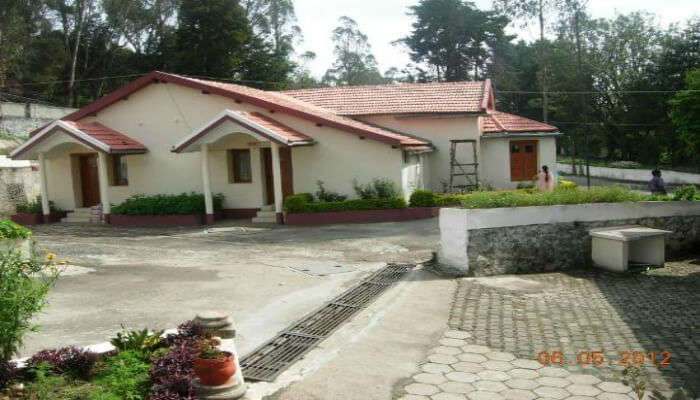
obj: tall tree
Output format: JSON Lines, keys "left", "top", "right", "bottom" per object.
{"left": 669, "top": 68, "right": 700, "bottom": 166}
{"left": 399, "top": 0, "right": 511, "bottom": 82}
{"left": 323, "top": 16, "right": 385, "bottom": 86}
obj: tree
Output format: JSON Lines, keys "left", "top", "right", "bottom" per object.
{"left": 669, "top": 68, "right": 700, "bottom": 165}
{"left": 243, "top": 0, "right": 300, "bottom": 54}
{"left": 323, "top": 16, "right": 385, "bottom": 86}
{"left": 172, "top": 0, "right": 252, "bottom": 79}
{"left": 399, "top": 0, "right": 511, "bottom": 82}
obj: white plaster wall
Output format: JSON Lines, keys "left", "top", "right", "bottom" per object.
{"left": 358, "top": 115, "right": 480, "bottom": 192}
{"left": 556, "top": 163, "right": 700, "bottom": 185}
{"left": 480, "top": 137, "right": 557, "bottom": 189}
{"left": 401, "top": 153, "right": 423, "bottom": 200}
{"left": 41, "top": 83, "right": 402, "bottom": 210}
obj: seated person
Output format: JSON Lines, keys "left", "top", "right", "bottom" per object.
{"left": 648, "top": 169, "right": 667, "bottom": 195}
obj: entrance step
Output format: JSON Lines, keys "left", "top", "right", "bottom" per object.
{"left": 255, "top": 211, "right": 276, "bottom": 218}
{"left": 252, "top": 216, "right": 276, "bottom": 224}
{"left": 61, "top": 207, "right": 95, "bottom": 223}
{"left": 61, "top": 217, "right": 91, "bottom": 223}
{"left": 259, "top": 204, "right": 274, "bottom": 212}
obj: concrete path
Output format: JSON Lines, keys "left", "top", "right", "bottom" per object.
{"left": 23, "top": 219, "right": 438, "bottom": 357}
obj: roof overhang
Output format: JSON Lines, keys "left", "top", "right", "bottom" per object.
{"left": 10, "top": 120, "right": 147, "bottom": 160}
{"left": 172, "top": 110, "right": 315, "bottom": 153}
{"left": 481, "top": 131, "right": 565, "bottom": 139}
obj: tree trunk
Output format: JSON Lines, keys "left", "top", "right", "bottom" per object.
{"left": 67, "top": 0, "right": 90, "bottom": 107}
{"left": 539, "top": 0, "right": 548, "bottom": 123}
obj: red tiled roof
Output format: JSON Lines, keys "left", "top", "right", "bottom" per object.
{"left": 64, "top": 121, "right": 147, "bottom": 151}
{"left": 52, "top": 71, "right": 429, "bottom": 148}
{"left": 283, "top": 80, "right": 492, "bottom": 116}
{"left": 236, "top": 111, "right": 313, "bottom": 143}
{"left": 481, "top": 111, "right": 559, "bottom": 134}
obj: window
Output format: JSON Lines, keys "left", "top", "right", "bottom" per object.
{"left": 111, "top": 155, "right": 128, "bottom": 186}
{"left": 229, "top": 149, "right": 252, "bottom": 183}
{"left": 511, "top": 144, "right": 520, "bottom": 153}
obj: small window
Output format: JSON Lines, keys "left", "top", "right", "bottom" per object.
{"left": 511, "top": 144, "right": 520, "bottom": 153}
{"left": 111, "top": 155, "right": 128, "bottom": 186}
{"left": 525, "top": 145, "right": 534, "bottom": 153}
{"left": 229, "top": 149, "right": 252, "bottom": 183}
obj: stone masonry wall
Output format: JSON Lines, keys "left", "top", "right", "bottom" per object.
{"left": 0, "top": 166, "right": 40, "bottom": 217}
{"left": 466, "top": 215, "right": 700, "bottom": 276}
{"left": 0, "top": 101, "right": 75, "bottom": 137}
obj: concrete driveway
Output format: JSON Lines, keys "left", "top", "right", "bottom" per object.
{"left": 22, "top": 219, "right": 439, "bottom": 358}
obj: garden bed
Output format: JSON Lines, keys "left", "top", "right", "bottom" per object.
{"left": 109, "top": 213, "right": 205, "bottom": 227}
{"left": 10, "top": 212, "right": 66, "bottom": 225}
{"left": 285, "top": 206, "right": 439, "bottom": 225}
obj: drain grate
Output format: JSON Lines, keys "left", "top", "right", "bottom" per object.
{"left": 240, "top": 263, "right": 413, "bottom": 382}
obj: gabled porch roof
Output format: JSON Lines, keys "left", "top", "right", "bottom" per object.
{"left": 10, "top": 120, "right": 147, "bottom": 159}
{"left": 172, "top": 109, "right": 314, "bottom": 153}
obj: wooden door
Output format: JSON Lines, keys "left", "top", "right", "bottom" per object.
{"left": 79, "top": 154, "right": 101, "bottom": 207}
{"left": 510, "top": 140, "right": 538, "bottom": 182}
{"left": 279, "top": 147, "right": 294, "bottom": 201}
{"left": 262, "top": 148, "right": 275, "bottom": 205}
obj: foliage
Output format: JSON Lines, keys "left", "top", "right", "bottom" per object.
{"left": 516, "top": 182, "right": 535, "bottom": 189}
{"left": 669, "top": 68, "right": 700, "bottom": 166}
{"left": 92, "top": 350, "right": 151, "bottom": 400}
{"left": 24, "top": 364, "right": 106, "bottom": 400}
{"left": 197, "top": 336, "right": 225, "bottom": 360}
{"left": 400, "top": 0, "right": 512, "bottom": 80}
{"left": 558, "top": 179, "right": 578, "bottom": 189}
{"left": 15, "top": 197, "right": 59, "bottom": 215}
{"left": 458, "top": 186, "right": 647, "bottom": 209}
{"left": 673, "top": 186, "right": 698, "bottom": 201}
{"left": 110, "top": 327, "right": 165, "bottom": 357}
{"left": 409, "top": 190, "right": 439, "bottom": 207}
{"left": 149, "top": 337, "right": 198, "bottom": 399}
{"left": 28, "top": 346, "right": 99, "bottom": 380}
{"left": 111, "top": 193, "right": 224, "bottom": 215}
{"left": 284, "top": 196, "right": 407, "bottom": 214}
{"left": 314, "top": 181, "right": 347, "bottom": 203}
{"left": 164, "top": 320, "right": 205, "bottom": 346}
{"left": 0, "top": 219, "right": 32, "bottom": 240}
{"left": 353, "top": 178, "right": 401, "bottom": 200}
{"left": 608, "top": 161, "right": 643, "bottom": 169}
{"left": 0, "top": 247, "right": 61, "bottom": 361}
{"left": 323, "top": 16, "right": 386, "bottom": 85}
{"left": 0, "top": 360, "right": 17, "bottom": 390}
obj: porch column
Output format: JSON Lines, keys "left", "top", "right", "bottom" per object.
{"left": 97, "top": 152, "right": 111, "bottom": 223}
{"left": 38, "top": 152, "right": 51, "bottom": 223}
{"left": 270, "top": 142, "right": 284, "bottom": 223}
{"left": 419, "top": 153, "right": 429, "bottom": 190}
{"left": 201, "top": 143, "right": 215, "bottom": 225}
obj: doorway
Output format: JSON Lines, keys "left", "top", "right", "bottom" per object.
{"left": 509, "top": 140, "right": 538, "bottom": 182}
{"left": 79, "top": 154, "right": 101, "bottom": 207}
{"left": 261, "top": 147, "right": 294, "bottom": 206}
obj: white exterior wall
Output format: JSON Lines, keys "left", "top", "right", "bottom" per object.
{"left": 480, "top": 137, "right": 557, "bottom": 189}
{"left": 43, "top": 83, "right": 403, "bottom": 210}
{"left": 357, "top": 115, "right": 480, "bottom": 192}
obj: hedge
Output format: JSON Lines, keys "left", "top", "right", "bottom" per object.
{"left": 284, "top": 193, "right": 407, "bottom": 213}
{"left": 15, "top": 197, "right": 59, "bottom": 214}
{"left": 112, "top": 193, "right": 224, "bottom": 215}
{"left": 408, "top": 190, "right": 465, "bottom": 207}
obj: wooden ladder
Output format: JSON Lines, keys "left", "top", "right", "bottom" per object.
{"left": 449, "top": 140, "right": 479, "bottom": 193}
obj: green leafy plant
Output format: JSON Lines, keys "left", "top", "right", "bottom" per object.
{"left": 110, "top": 327, "right": 165, "bottom": 357}
{"left": 622, "top": 365, "right": 648, "bottom": 400}
{"left": 0, "top": 247, "right": 61, "bottom": 361}
{"left": 557, "top": 179, "right": 578, "bottom": 189}
{"left": 197, "top": 336, "right": 225, "bottom": 360}
{"left": 409, "top": 190, "right": 438, "bottom": 207}
{"left": 353, "top": 178, "right": 400, "bottom": 199}
{"left": 15, "top": 197, "right": 60, "bottom": 214}
{"left": 516, "top": 182, "right": 535, "bottom": 189}
{"left": 315, "top": 181, "right": 347, "bottom": 202}
{"left": 24, "top": 363, "right": 103, "bottom": 400}
{"left": 284, "top": 196, "right": 407, "bottom": 213}
{"left": 673, "top": 185, "right": 697, "bottom": 201}
{"left": 93, "top": 350, "right": 151, "bottom": 400}
{"left": 458, "top": 186, "right": 647, "bottom": 209}
{"left": 0, "top": 219, "right": 32, "bottom": 240}
{"left": 111, "top": 192, "right": 224, "bottom": 215}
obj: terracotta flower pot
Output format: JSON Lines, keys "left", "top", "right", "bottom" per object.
{"left": 194, "top": 352, "right": 236, "bottom": 386}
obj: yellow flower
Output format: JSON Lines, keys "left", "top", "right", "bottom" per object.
{"left": 46, "top": 253, "right": 56, "bottom": 261}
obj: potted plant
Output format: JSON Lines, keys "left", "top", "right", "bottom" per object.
{"left": 193, "top": 335, "right": 235, "bottom": 386}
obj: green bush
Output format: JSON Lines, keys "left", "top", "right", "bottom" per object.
{"left": 516, "top": 182, "right": 535, "bottom": 189}
{"left": 409, "top": 190, "right": 438, "bottom": 207}
{"left": 558, "top": 179, "right": 578, "bottom": 189}
{"left": 285, "top": 195, "right": 407, "bottom": 213}
{"left": 353, "top": 178, "right": 401, "bottom": 199}
{"left": 0, "top": 247, "right": 60, "bottom": 361}
{"left": 315, "top": 181, "right": 347, "bottom": 202}
{"left": 15, "top": 197, "right": 59, "bottom": 214}
{"left": 673, "top": 185, "right": 697, "bottom": 201}
{"left": 284, "top": 194, "right": 311, "bottom": 213}
{"left": 0, "top": 219, "right": 32, "bottom": 240}
{"left": 111, "top": 192, "right": 224, "bottom": 215}
{"left": 24, "top": 363, "right": 104, "bottom": 400}
{"left": 458, "top": 186, "right": 646, "bottom": 209}
{"left": 93, "top": 350, "right": 151, "bottom": 400}
{"left": 109, "top": 327, "right": 165, "bottom": 358}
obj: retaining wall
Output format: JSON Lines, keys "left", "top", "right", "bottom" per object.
{"left": 438, "top": 201, "right": 700, "bottom": 276}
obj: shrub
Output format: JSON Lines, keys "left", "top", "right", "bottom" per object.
{"left": 284, "top": 194, "right": 311, "bottom": 213}
{"left": 27, "top": 346, "right": 98, "bottom": 379}
{"left": 110, "top": 327, "right": 166, "bottom": 357}
{"left": 673, "top": 185, "right": 697, "bottom": 201}
{"left": 0, "top": 219, "right": 32, "bottom": 240}
{"left": 409, "top": 190, "right": 438, "bottom": 207}
{"left": 24, "top": 364, "right": 104, "bottom": 400}
{"left": 315, "top": 181, "right": 347, "bottom": 202}
{"left": 0, "top": 360, "right": 17, "bottom": 390}
{"left": 112, "top": 192, "right": 224, "bottom": 215}
{"left": 516, "top": 182, "right": 535, "bottom": 189}
{"left": 15, "top": 197, "right": 59, "bottom": 214}
{"left": 164, "top": 320, "right": 205, "bottom": 346}
{"left": 94, "top": 350, "right": 151, "bottom": 400}
{"left": 286, "top": 197, "right": 407, "bottom": 213}
{"left": 458, "top": 186, "right": 646, "bottom": 209}
{"left": 149, "top": 338, "right": 198, "bottom": 399}
{"left": 558, "top": 179, "right": 578, "bottom": 189}
{"left": 0, "top": 248, "right": 61, "bottom": 362}
{"left": 353, "top": 178, "right": 400, "bottom": 199}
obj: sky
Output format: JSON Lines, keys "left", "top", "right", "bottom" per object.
{"left": 293, "top": 0, "right": 699, "bottom": 78}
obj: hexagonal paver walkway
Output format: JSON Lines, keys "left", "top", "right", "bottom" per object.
{"left": 398, "top": 330, "right": 671, "bottom": 400}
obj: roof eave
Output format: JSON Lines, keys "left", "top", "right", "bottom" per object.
{"left": 481, "top": 131, "right": 564, "bottom": 139}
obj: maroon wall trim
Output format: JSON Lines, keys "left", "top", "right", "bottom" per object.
{"left": 221, "top": 208, "right": 259, "bottom": 220}
{"left": 109, "top": 214, "right": 204, "bottom": 227}
{"left": 11, "top": 211, "right": 67, "bottom": 225}
{"left": 284, "top": 207, "right": 439, "bottom": 226}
